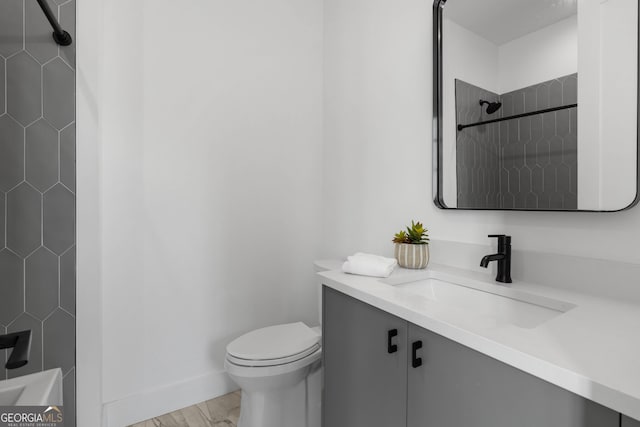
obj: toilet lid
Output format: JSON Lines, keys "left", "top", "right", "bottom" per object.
{"left": 227, "top": 322, "right": 320, "bottom": 362}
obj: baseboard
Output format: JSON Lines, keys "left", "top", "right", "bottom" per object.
{"left": 103, "top": 370, "right": 237, "bottom": 427}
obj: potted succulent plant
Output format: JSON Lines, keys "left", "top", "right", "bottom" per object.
{"left": 392, "top": 220, "right": 430, "bottom": 269}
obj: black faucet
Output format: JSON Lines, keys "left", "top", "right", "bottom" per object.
{"left": 480, "top": 235, "right": 512, "bottom": 284}
{"left": 0, "top": 330, "right": 32, "bottom": 369}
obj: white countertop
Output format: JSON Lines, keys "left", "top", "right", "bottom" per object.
{"left": 317, "top": 263, "right": 640, "bottom": 421}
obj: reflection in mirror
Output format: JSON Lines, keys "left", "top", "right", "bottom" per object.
{"left": 435, "top": 0, "right": 639, "bottom": 211}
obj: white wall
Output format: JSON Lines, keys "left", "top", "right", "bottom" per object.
{"left": 498, "top": 16, "right": 578, "bottom": 94}
{"left": 76, "top": 0, "right": 104, "bottom": 424}
{"left": 79, "top": 0, "right": 323, "bottom": 425}
{"left": 76, "top": 0, "right": 639, "bottom": 425}
{"left": 323, "top": 0, "right": 640, "bottom": 267}
{"left": 578, "top": 0, "right": 603, "bottom": 209}
{"left": 442, "top": 20, "right": 499, "bottom": 207}
{"left": 598, "top": 0, "right": 638, "bottom": 209}
{"left": 578, "top": 0, "right": 637, "bottom": 210}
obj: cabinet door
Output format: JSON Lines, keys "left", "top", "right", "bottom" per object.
{"left": 322, "top": 286, "right": 408, "bottom": 427}
{"left": 407, "top": 324, "right": 619, "bottom": 427}
{"left": 623, "top": 415, "right": 640, "bottom": 427}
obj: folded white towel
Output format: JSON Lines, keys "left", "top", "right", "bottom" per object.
{"left": 342, "top": 252, "right": 397, "bottom": 278}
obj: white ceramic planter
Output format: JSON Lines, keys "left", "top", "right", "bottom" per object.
{"left": 394, "top": 243, "right": 429, "bottom": 269}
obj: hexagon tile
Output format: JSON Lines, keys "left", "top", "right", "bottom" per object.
{"left": 6, "top": 51, "right": 42, "bottom": 126}
{"left": 0, "top": 58, "right": 5, "bottom": 116}
{"left": 0, "top": 115, "right": 25, "bottom": 192}
{"left": 0, "top": 193, "right": 5, "bottom": 245}
{"left": 498, "top": 74, "right": 578, "bottom": 210}
{"left": 44, "top": 184, "right": 75, "bottom": 254}
{"left": 455, "top": 75, "right": 577, "bottom": 209}
{"left": 43, "top": 309, "right": 75, "bottom": 375}
{"left": 0, "top": 250, "right": 24, "bottom": 326}
{"left": 26, "top": 119, "right": 59, "bottom": 192}
{"left": 6, "top": 183, "right": 42, "bottom": 257}
{"left": 25, "top": 247, "right": 60, "bottom": 321}
{"left": 0, "top": 0, "right": 76, "bottom": 423}
{"left": 0, "top": 325, "right": 5, "bottom": 381}
{"left": 0, "top": 0, "right": 24, "bottom": 58}
{"left": 43, "top": 58, "right": 75, "bottom": 130}
{"left": 25, "top": 0, "right": 59, "bottom": 64}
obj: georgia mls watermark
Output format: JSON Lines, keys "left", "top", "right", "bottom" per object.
{"left": 0, "top": 406, "right": 64, "bottom": 427}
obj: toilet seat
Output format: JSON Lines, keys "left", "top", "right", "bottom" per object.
{"left": 226, "top": 322, "right": 321, "bottom": 368}
{"left": 225, "top": 346, "right": 321, "bottom": 379}
{"left": 227, "top": 343, "right": 320, "bottom": 367}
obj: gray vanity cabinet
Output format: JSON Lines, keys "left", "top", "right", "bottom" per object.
{"left": 623, "top": 416, "right": 640, "bottom": 427}
{"left": 323, "top": 286, "right": 621, "bottom": 427}
{"left": 323, "top": 287, "right": 408, "bottom": 427}
{"left": 407, "top": 324, "right": 618, "bottom": 427}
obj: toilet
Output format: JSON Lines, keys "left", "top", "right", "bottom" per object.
{"left": 225, "top": 322, "right": 322, "bottom": 427}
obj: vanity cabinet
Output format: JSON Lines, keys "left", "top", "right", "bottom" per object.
{"left": 322, "top": 286, "right": 619, "bottom": 427}
{"left": 623, "top": 416, "right": 640, "bottom": 427}
{"left": 322, "top": 286, "right": 408, "bottom": 427}
{"left": 407, "top": 324, "right": 617, "bottom": 427}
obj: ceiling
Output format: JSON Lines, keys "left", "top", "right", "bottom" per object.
{"left": 443, "top": 0, "right": 578, "bottom": 45}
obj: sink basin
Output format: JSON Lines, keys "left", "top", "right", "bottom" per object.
{"left": 391, "top": 276, "right": 575, "bottom": 328}
{"left": 0, "top": 368, "right": 63, "bottom": 406}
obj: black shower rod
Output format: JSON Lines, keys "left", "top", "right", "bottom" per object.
{"left": 457, "top": 103, "right": 577, "bottom": 131}
{"left": 36, "top": 0, "right": 73, "bottom": 46}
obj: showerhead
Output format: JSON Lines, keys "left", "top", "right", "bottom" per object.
{"left": 479, "top": 99, "right": 502, "bottom": 115}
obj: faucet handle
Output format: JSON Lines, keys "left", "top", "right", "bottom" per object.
{"left": 488, "top": 234, "right": 505, "bottom": 238}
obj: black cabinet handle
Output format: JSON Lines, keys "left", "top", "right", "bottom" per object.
{"left": 412, "top": 340, "right": 423, "bottom": 368}
{"left": 387, "top": 329, "right": 398, "bottom": 353}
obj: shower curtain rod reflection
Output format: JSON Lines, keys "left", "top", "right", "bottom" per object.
{"left": 457, "top": 103, "right": 577, "bottom": 131}
{"left": 36, "top": 0, "right": 73, "bottom": 46}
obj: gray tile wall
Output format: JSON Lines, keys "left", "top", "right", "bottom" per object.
{"left": 499, "top": 74, "right": 578, "bottom": 209}
{"left": 455, "top": 74, "right": 578, "bottom": 210}
{"left": 0, "top": 1, "right": 75, "bottom": 425}
{"left": 455, "top": 80, "right": 501, "bottom": 208}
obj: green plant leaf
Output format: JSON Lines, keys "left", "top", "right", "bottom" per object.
{"left": 399, "top": 220, "right": 429, "bottom": 244}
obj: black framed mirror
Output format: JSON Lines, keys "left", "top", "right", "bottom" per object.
{"left": 433, "top": 0, "right": 640, "bottom": 211}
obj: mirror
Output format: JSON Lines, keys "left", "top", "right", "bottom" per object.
{"left": 433, "top": 0, "right": 639, "bottom": 211}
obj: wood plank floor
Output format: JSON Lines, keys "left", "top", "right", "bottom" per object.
{"left": 128, "top": 391, "right": 240, "bottom": 427}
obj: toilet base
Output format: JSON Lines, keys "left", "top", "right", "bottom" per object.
{"left": 236, "top": 362, "right": 321, "bottom": 427}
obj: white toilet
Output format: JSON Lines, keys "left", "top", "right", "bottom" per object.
{"left": 225, "top": 322, "right": 322, "bottom": 427}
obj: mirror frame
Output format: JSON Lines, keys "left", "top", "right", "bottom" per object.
{"left": 432, "top": 0, "right": 640, "bottom": 212}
